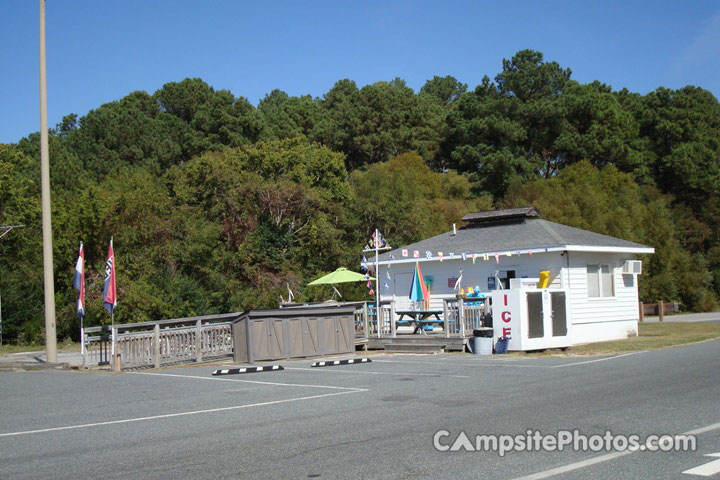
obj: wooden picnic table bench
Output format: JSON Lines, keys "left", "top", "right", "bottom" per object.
{"left": 394, "top": 310, "right": 444, "bottom": 334}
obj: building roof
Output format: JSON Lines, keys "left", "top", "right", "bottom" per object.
{"left": 379, "top": 208, "right": 653, "bottom": 263}
{"left": 461, "top": 206, "right": 540, "bottom": 223}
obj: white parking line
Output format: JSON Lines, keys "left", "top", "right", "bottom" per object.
{"left": 508, "top": 421, "right": 720, "bottom": 480}
{"left": 128, "top": 371, "right": 366, "bottom": 391}
{"left": 510, "top": 450, "right": 635, "bottom": 480}
{"left": 0, "top": 389, "right": 365, "bottom": 438}
{"left": 550, "top": 352, "right": 643, "bottom": 368}
{"left": 373, "top": 359, "right": 551, "bottom": 369}
{"left": 373, "top": 360, "right": 548, "bottom": 368}
{"left": 284, "top": 367, "right": 469, "bottom": 378}
{"left": 372, "top": 352, "right": 644, "bottom": 369}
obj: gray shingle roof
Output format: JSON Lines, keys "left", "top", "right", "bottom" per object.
{"left": 379, "top": 218, "right": 652, "bottom": 261}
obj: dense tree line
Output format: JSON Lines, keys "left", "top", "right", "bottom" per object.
{"left": 1, "top": 50, "right": 719, "bottom": 343}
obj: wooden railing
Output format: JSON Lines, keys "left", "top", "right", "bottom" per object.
{"left": 367, "top": 301, "right": 394, "bottom": 337}
{"left": 639, "top": 301, "right": 680, "bottom": 322}
{"left": 83, "top": 331, "right": 111, "bottom": 367}
{"left": 82, "top": 313, "right": 240, "bottom": 369}
{"left": 442, "top": 296, "right": 491, "bottom": 337}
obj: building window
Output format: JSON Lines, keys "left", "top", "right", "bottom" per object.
{"left": 587, "top": 264, "right": 614, "bottom": 298}
{"left": 488, "top": 270, "right": 516, "bottom": 290}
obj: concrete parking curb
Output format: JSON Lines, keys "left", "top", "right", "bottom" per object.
{"left": 0, "top": 362, "right": 70, "bottom": 372}
{"left": 311, "top": 358, "right": 372, "bottom": 367}
{"left": 212, "top": 365, "right": 284, "bottom": 375}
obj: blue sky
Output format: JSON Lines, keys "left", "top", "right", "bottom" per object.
{"left": 2, "top": 0, "right": 719, "bottom": 144}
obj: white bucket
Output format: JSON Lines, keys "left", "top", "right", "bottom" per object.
{"left": 472, "top": 336, "right": 493, "bottom": 355}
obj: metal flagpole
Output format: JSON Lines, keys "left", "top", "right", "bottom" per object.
{"left": 363, "top": 229, "right": 391, "bottom": 338}
{"left": 375, "top": 228, "right": 380, "bottom": 337}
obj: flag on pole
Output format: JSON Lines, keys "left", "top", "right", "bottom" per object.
{"left": 371, "top": 230, "right": 388, "bottom": 248}
{"left": 360, "top": 255, "right": 369, "bottom": 272}
{"left": 73, "top": 242, "right": 85, "bottom": 319}
{"left": 103, "top": 238, "right": 117, "bottom": 314}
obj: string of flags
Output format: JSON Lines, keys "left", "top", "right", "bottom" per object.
{"left": 361, "top": 229, "right": 392, "bottom": 297}
{"left": 397, "top": 248, "right": 545, "bottom": 263}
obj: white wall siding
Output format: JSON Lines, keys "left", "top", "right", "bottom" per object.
{"left": 566, "top": 252, "right": 640, "bottom": 344}
{"left": 379, "top": 252, "right": 568, "bottom": 308}
{"left": 378, "top": 250, "right": 643, "bottom": 345}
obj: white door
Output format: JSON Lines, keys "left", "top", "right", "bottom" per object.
{"left": 393, "top": 272, "right": 413, "bottom": 311}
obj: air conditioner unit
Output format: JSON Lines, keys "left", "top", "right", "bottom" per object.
{"left": 622, "top": 260, "right": 642, "bottom": 275}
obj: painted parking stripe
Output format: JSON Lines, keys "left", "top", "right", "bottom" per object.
{"left": 683, "top": 453, "right": 720, "bottom": 476}
{"left": 285, "top": 367, "right": 468, "bottom": 378}
{"left": 550, "top": 352, "right": 642, "bottom": 368}
{"left": 372, "top": 352, "right": 644, "bottom": 369}
{"left": 0, "top": 389, "right": 364, "bottom": 438}
{"left": 130, "top": 371, "right": 364, "bottom": 391}
{"left": 508, "top": 421, "right": 720, "bottom": 480}
{"left": 311, "top": 358, "right": 371, "bottom": 368}
{"left": 212, "top": 365, "right": 283, "bottom": 376}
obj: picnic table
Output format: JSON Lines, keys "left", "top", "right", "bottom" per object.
{"left": 395, "top": 310, "right": 444, "bottom": 335}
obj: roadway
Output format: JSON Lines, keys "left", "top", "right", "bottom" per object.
{"left": 1, "top": 340, "right": 719, "bottom": 479}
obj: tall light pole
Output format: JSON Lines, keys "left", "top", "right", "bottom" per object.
{"left": 39, "top": 0, "right": 57, "bottom": 362}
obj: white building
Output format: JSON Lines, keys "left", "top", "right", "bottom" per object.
{"left": 377, "top": 207, "right": 653, "bottom": 346}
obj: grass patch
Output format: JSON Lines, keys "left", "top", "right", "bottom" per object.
{"left": 518, "top": 322, "right": 720, "bottom": 356}
{"left": 0, "top": 339, "right": 80, "bottom": 355}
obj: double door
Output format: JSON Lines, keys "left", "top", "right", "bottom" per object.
{"left": 246, "top": 316, "right": 353, "bottom": 362}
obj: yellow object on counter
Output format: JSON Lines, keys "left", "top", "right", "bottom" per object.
{"left": 538, "top": 271, "right": 550, "bottom": 289}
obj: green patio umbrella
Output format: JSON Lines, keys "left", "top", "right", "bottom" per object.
{"left": 307, "top": 267, "right": 375, "bottom": 286}
{"left": 308, "top": 267, "right": 376, "bottom": 300}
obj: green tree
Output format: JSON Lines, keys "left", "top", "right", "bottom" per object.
{"left": 169, "top": 138, "right": 350, "bottom": 309}
{"left": 314, "top": 79, "right": 446, "bottom": 169}
{"left": 258, "top": 89, "right": 323, "bottom": 140}
{"left": 420, "top": 75, "right": 468, "bottom": 106}
{"left": 349, "top": 152, "right": 491, "bottom": 247}
{"left": 501, "top": 161, "right": 716, "bottom": 311}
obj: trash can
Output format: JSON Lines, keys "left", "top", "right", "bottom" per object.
{"left": 472, "top": 328, "right": 493, "bottom": 355}
{"left": 495, "top": 336, "right": 510, "bottom": 354}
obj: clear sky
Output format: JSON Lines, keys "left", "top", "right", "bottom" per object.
{"left": 2, "top": 0, "right": 719, "bottom": 144}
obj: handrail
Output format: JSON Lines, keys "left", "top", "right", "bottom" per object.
{"left": 82, "top": 313, "right": 237, "bottom": 369}
{"left": 83, "top": 312, "right": 243, "bottom": 333}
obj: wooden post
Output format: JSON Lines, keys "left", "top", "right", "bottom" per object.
{"left": 113, "top": 351, "right": 121, "bottom": 373}
{"left": 111, "top": 325, "right": 117, "bottom": 361}
{"left": 153, "top": 323, "right": 160, "bottom": 368}
{"left": 82, "top": 329, "right": 87, "bottom": 369}
{"left": 458, "top": 297, "right": 465, "bottom": 338}
{"left": 195, "top": 319, "right": 203, "bottom": 363}
{"left": 362, "top": 302, "right": 370, "bottom": 338}
{"left": 376, "top": 302, "right": 382, "bottom": 339}
{"left": 658, "top": 300, "right": 664, "bottom": 322}
{"left": 639, "top": 302, "right": 644, "bottom": 322}
{"left": 390, "top": 301, "right": 396, "bottom": 338}
{"left": 443, "top": 299, "right": 449, "bottom": 339}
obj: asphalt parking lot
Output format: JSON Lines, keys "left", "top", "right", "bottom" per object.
{"left": 1, "top": 341, "right": 719, "bottom": 479}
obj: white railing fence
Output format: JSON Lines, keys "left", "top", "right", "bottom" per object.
{"left": 442, "top": 297, "right": 491, "bottom": 337}
{"left": 82, "top": 313, "right": 240, "bottom": 369}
